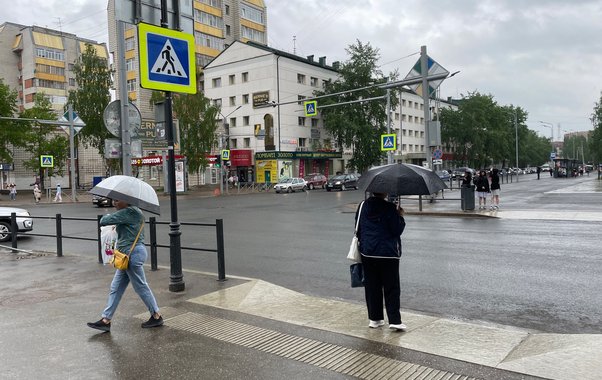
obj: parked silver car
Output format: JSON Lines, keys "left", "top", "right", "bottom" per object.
{"left": 0, "top": 207, "right": 34, "bottom": 242}
{"left": 274, "top": 177, "right": 307, "bottom": 193}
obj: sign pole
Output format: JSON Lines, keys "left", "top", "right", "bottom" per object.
{"left": 161, "top": 0, "right": 184, "bottom": 292}
{"left": 117, "top": 21, "right": 132, "bottom": 176}
{"left": 68, "top": 104, "right": 77, "bottom": 202}
{"left": 421, "top": 46, "right": 433, "bottom": 171}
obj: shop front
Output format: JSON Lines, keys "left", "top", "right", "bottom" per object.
{"left": 254, "top": 151, "right": 342, "bottom": 183}
{"left": 229, "top": 149, "right": 254, "bottom": 183}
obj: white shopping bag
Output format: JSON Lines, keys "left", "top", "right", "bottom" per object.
{"left": 100, "top": 226, "right": 118, "bottom": 265}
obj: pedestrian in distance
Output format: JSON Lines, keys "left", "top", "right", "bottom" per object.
{"left": 461, "top": 170, "right": 472, "bottom": 187}
{"left": 33, "top": 184, "right": 42, "bottom": 204}
{"left": 53, "top": 184, "right": 62, "bottom": 203}
{"left": 87, "top": 198, "right": 163, "bottom": 333}
{"left": 355, "top": 192, "right": 407, "bottom": 331}
{"left": 536, "top": 166, "right": 541, "bottom": 180}
{"left": 489, "top": 168, "right": 501, "bottom": 210}
{"left": 9, "top": 184, "right": 16, "bottom": 201}
{"left": 475, "top": 170, "right": 490, "bottom": 210}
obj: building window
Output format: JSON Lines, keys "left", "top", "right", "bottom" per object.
{"left": 310, "top": 77, "right": 318, "bottom": 87}
{"left": 212, "top": 77, "right": 221, "bottom": 88}
{"left": 36, "top": 79, "right": 66, "bottom": 89}
{"left": 225, "top": 4, "right": 230, "bottom": 15}
{"left": 229, "top": 74, "right": 235, "bottom": 85}
{"left": 213, "top": 98, "right": 222, "bottom": 108}
{"left": 415, "top": 102, "right": 419, "bottom": 109}
{"left": 241, "top": 26, "right": 265, "bottom": 44}
{"left": 195, "top": 9, "right": 224, "bottom": 28}
{"left": 311, "top": 119, "right": 319, "bottom": 127}
{"left": 242, "top": 94, "right": 249, "bottom": 104}
{"left": 229, "top": 96, "right": 236, "bottom": 106}
{"left": 244, "top": 138, "right": 250, "bottom": 148}
{"left": 68, "top": 63, "right": 75, "bottom": 71}
{"left": 243, "top": 116, "right": 250, "bottom": 125}
{"left": 297, "top": 95, "right": 306, "bottom": 105}
{"left": 408, "top": 101, "right": 413, "bottom": 108}
{"left": 126, "top": 58, "right": 135, "bottom": 71}
{"left": 230, "top": 138, "right": 237, "bottom": 148}
{"left": 125, "top": 38, "right": 135, "bottom": 51}
{"left": 240, "top": 3, "right": 264, "bottom": 24}
{"left": 402, "top": 129, "right": 407, "bottom": 136}
{"left": 229, "top": 117, "right": 236, "bottom": 128}
{"left": 69, "top": 78, "right": 76, "bottom": 86}
{"left": 242, "top": 72, "right": 249, "bottom": 82}
{"left": 35, "top": 47, "right": 64, "bottom": 61}
{"left": 299, "top": 138, "right": 307, "bottom": 147}
{"left": 298, "top": 117, "right": 305, "bottom": 126}
{"left": 402, "top": 99, "right": 407, "bottom": 107}
{"left": 195, "top": 32, "right": 225, "bottom": 50}
{"left": 127, "top": 78, "right": 137, "bottom": 92}
{"left": 297, "top": 74, "right": 306, "bottom": 84}
{"left": 394, "top": 112, "right": 399, "bottom": 120}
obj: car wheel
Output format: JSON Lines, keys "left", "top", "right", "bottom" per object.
{"left": 0, "top": 221, "right": 11, "bottom": 242}
{"left": 341, "top": 184, "right": 346, "bottom": 191}
{"left": 287, "top": 187, "right": 292, "bottom": 193}
{"left": 309, "top": 183, "right": 314, "bottom": 190}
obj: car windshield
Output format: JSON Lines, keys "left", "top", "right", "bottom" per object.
{"left": 331, "top": 175, "right": 345, "bottom": 180}
{"left": 278, "top": 178, "right": 293, "bottom": 184}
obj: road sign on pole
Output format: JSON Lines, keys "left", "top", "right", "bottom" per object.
{"left": 381, "top": 134, "right": 396, "bottom": 151}
{"left": 40, "top": 155, "right": 54, "bottom": 168}
{"left": 138, "top": 22, "right": 196, "bottom": 94}
{"left": 304, "top": 101, "right": 317, "bottom": 117}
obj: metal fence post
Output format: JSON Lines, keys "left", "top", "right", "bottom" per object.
{"left": 150, "top": 217, "right": 158, "bottom": 271}
{"left": 216, "top": 219, "right": 226, "bottom": 281}
{"left": 10, "top": 212, "right": 17, "bottom": 253}
{"left": 56, "top": 213, "right": 63, "bottom": 257}
{"left": 97, "top": 215, "right": 103, "bottom": 264}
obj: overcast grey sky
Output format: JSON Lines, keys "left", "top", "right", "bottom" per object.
{"left": 2, "top": 0, "right": 601, "bottom": 140}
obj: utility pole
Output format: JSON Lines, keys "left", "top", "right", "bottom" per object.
{"left": 386, "top": 89, "right": 393, "bottom": 164}
{"left": 67, "top": 104, "right": 77, "bottom": 201}
{"left": 421, "top": 46, "right": 432, "bottom": 170}
{"left": 514, "top": 111, "right": 519, "bottom": 183}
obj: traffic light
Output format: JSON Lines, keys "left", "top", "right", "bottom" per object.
{"left": 215, "top": 156, "right": 221, "bottom": 168}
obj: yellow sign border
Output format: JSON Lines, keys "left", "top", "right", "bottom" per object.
{"left": 138, "top": 22, "right": 197, "bottom": 94}
{"left": 304, "top": 100, "right": 318, "bottom": 117}
{"left": 40, "top": 155, "right": 54, "bottom": 168}
{"left": 221, "top": 149, "right": 230, "bottom": 160}
{"left": 381, "top": 134, "right": 396, "bottom": 151}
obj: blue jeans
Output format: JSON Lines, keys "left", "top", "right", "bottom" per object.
{"left": 102, "top": 244, "right": 160, "bottom": 320}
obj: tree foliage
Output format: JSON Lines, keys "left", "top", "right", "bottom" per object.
{"left": 314, "top": 40, "right": 393, "bottom": 173}
{"left": 0, "top": 79, "right": 26, "bottom": 162}
{"left": 19, "top": 94, "right": 69, "bottom": 188}
{"left": 67, "top": 43, "right": 112, "bottom": 156}
{"left": 588, "top": 92, "right": 602, "bottom": 163}
{"left": 440, "top": 92, "right": 551, "bottom": 168}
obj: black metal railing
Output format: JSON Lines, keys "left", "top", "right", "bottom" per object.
{"left": 8, "top": 212, "right": 226, "bottom": 281}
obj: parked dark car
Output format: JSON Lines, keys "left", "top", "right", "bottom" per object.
{"left": 304, "top": 173, "right": 327, "bottom": 190}
{"left": 92, "top": 195, "right": 112, "bottom": 207}
{"left": 326, "top": 174, "right": 359, "bottom": 191}
{"left": 436, "top": 170, "right": 451, "bottom": 181}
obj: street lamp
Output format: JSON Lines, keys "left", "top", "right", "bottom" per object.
{"left": 539, "top": 121, "right": 554, "bottom": 141}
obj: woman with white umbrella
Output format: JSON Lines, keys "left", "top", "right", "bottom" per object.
{"left": 87, "top": 176, "right": 162, "bottom": 333}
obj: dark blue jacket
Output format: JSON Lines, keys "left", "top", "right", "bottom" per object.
{"left": 355, "top": 197, "right": 405, "bottom": 258}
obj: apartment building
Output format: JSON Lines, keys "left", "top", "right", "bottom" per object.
{"left": 0, "top": 22, "right": 109, "bottom": 190}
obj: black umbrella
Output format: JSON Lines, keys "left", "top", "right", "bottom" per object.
{"left": 358, "top": 163, "right": 448, "bottom": 196}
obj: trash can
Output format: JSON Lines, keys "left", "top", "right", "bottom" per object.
{"left": 461, "top": 185, "right": 475, "bottom": 211}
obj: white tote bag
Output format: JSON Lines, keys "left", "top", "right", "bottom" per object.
{"left": 347, "top": 201, "right": 364, "bottom": 262}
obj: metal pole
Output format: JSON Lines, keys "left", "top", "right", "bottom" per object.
{"left": 515, "top": 111, "right": 519, "bottom": 183}
{"left": 97, "top": 215, "right": 103, "bottom": 264}
{"left": 161, "top": 0, "right": 185, "bottom": 292}
{"left": 67, "top": 104, "right": 77, "bottom": 201}
{"left": 117, "top": 21, "right": 131, "bottom": 176}
{"left": 399, "top": 90, "right": 403, "bottom": 164}
{"left": 56, "top": 213, "right": 63, "bottom": 257}
{"left": 150, "top": 216, "right": 158, "bottom": 271}
{"left": 421, "top": 46, "right": 433, "bottom": 170}
{"left": 216, "top": 219, "right": 226, "bottom": 281}
{"left": 386, "top": 89, "right": 392, "bottom": 164}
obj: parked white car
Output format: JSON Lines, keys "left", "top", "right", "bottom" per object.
{"left": 0, "top": 207, "right": 34, "bottom": 242}
{"left": 274, "top": 177, "right": 307, "bottom": 193}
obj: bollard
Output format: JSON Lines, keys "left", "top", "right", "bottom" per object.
{"left": 216, "top": 219, "right": 226, "bottom": 281}
{"left": 56, "top": 214, "right": 63, "bottom": 257}
{"left": 150, "top": 217, "right": 158, "bottom": 271}
{"left": 10, "top": 212, "right": 17, "bottom": 253}
{"left": 97, "top": 215, "right": 103, "bottom": 264}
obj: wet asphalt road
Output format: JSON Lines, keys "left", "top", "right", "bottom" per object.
{"left": 10, "top": 173, "right": 602, "bottom": 334}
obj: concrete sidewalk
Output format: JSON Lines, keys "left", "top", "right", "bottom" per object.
{"left": 1, "top": 250, "right": 600, "bottom": 380}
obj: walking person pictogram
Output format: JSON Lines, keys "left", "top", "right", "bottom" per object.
{"left": 158, "top": 46, "right": 181, "bottom": 76}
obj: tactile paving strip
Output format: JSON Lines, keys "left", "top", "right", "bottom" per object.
{"left": 164, "top": 311, "right": 479, "bottom": 380}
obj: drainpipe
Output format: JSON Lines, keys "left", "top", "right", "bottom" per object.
{"left": 276, "top": 55, "right": 281, "bottom": 152}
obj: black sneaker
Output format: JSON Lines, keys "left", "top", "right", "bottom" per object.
{"left": 87, "top": 319, "right": 111, "bottom": 333}
{"left": 141, "top": 315, "right": 164, "bottom": 328}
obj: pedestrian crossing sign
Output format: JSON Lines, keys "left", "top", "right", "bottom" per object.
{"left": 138, "top": 22, "right": 196, "bottom": 94}
{"left": 221, "top": 149, "right": 230, "bottom": 160}
{"left": 40, "top": 155, "right": 54, "bottom": 168}
{"left": 381, "top": 134, "right": 396, "bottom": 151}
{"left": 304, "top": 101, "right": 318, "bottom": 117}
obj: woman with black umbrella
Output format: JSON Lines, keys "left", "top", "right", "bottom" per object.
{"left": 355, "top": 192, "right": 406, "bottom": 331}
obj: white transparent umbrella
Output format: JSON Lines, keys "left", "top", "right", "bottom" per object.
{"left": 89, "top": 175, "right": 160, "bottom": 215}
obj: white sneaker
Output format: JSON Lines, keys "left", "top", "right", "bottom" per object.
{"left": 368, "top": 320, "right": 385, "bottom": 328}
{"left": 389, "top": 323, "right": 407, "bottom": 331}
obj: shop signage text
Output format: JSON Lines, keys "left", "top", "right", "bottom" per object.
{"left": 254, "top": 151, "right": 342, "bottom": 160}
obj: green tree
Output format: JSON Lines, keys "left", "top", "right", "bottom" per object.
{"left": 314, "top": 40, "right": 392, "bottom": 173}
{"left": 150, "top": 91, "right": 220, "bottom": 174}
{"left": 0, "top": 79, "right": 27, "bottom": 162}
{"left": 67, "top": 43, "right": 112, "bottom": 158}
{"left": 589, "top": 92, "right": 602, "bottom": 163}
{"left": 19, "top": 94, "right": 69, "bottom": 188}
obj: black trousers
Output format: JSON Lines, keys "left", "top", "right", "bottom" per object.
{"left": 362, "top": 255, "right": 401, "bottom": 324}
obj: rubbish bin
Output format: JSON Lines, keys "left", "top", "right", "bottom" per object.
{"left": 461, "top": 185, "right": 475, "bottom": 211}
